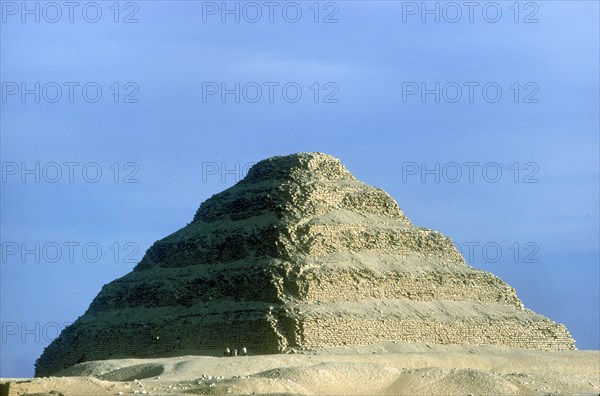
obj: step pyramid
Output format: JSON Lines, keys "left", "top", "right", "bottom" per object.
{"left": 35, "top": 152, "right": 575, "bottom": 376}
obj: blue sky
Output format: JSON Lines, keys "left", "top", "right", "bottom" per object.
{"left": 1, "top": 1, "right": 599, "bottom": 377}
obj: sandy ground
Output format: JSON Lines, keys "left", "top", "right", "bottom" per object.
{"left": 2, "top": 343, "right": 599, "bottom": 395}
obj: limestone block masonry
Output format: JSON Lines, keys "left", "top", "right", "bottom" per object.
{"left": 35, "top": 152, "right": 576, "bottom": 377}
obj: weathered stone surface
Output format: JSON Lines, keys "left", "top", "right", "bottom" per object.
{"left": 35, "top": 152, "right": 575, "bottom": 377}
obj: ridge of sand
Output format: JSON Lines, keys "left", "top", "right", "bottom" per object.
{"left": 6, "top": 343, "right": 599, "bottom": 395}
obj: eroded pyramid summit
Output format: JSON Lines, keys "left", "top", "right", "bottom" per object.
{"left": 35, "top": 152, "right": 575, "bottom": 376}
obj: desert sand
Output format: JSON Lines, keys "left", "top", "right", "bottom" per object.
{"left": 3, "top": 342, "right": 599, "bottom": 395}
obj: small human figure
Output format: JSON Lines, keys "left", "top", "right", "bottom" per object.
{"left": 224, "top": 347, "right": 230, "bottom": 357}
{"left": 233, "top": 349, "right": 238, "bottom": 357}
{"left": 242, "top": 346, "right": 247, "bottom": 356}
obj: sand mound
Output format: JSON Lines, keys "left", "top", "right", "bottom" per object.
{"left": 253, "top": 362, "right": 401, "bottom": 393}
{"left": 8, "top": 343, "right": 598, "bottom": 395}
{"left": 385, "top": 367, "right": 520, "bottom": 395}
{"left": 97, "top": 363, "right": 165, "bottom": 381}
